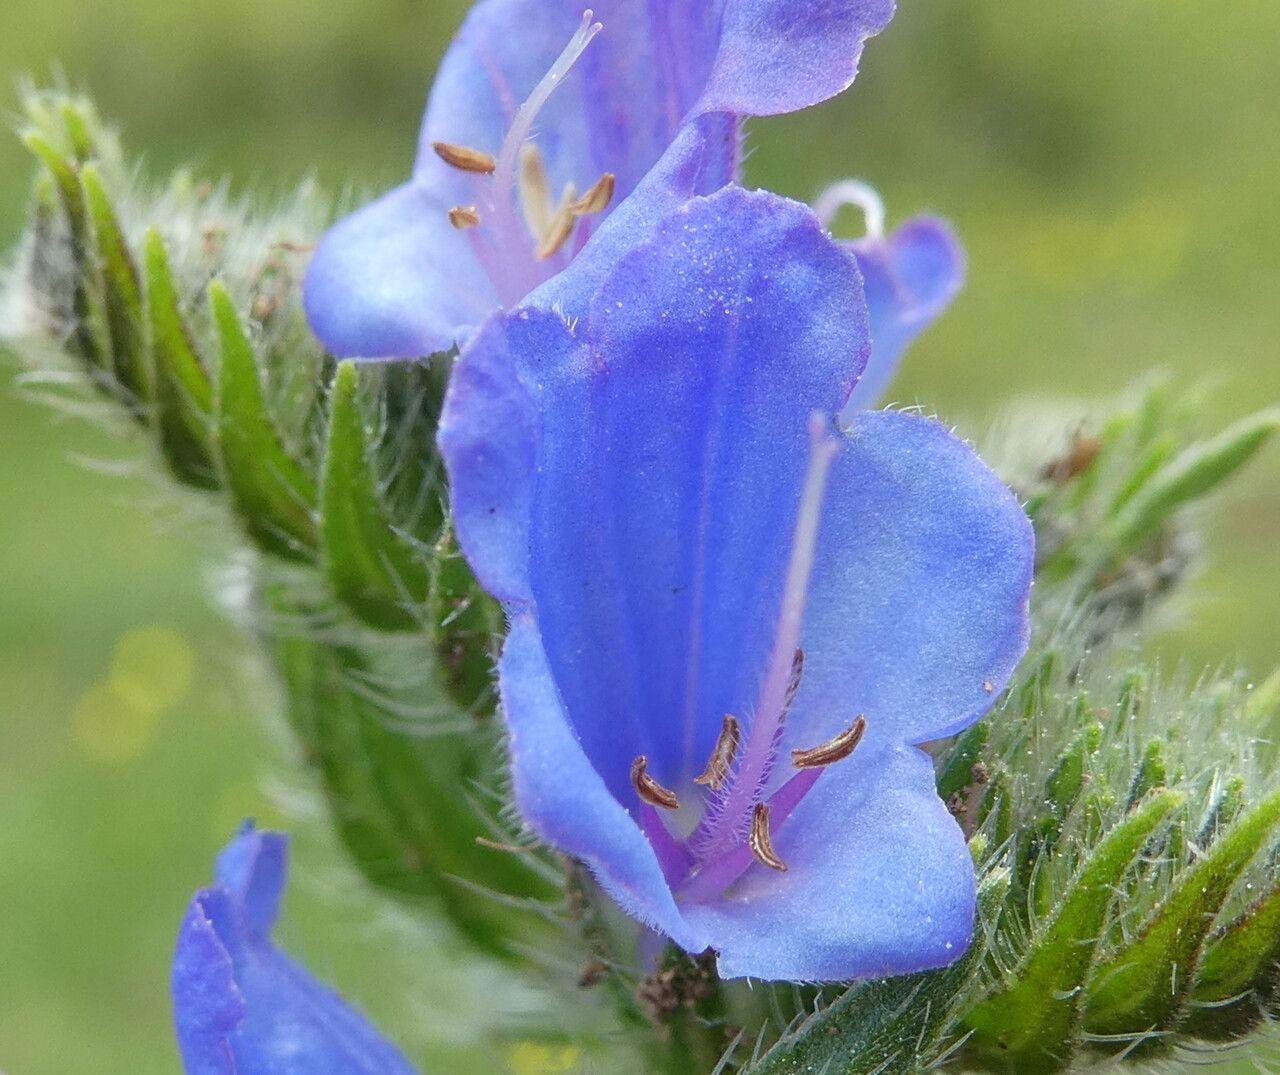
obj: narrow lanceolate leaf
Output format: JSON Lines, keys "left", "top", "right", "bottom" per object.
{"left": 965, "top": 789, "right": 1183, "bottom": 1073}
{"left": 1184, "top": 882, "right": 1280, "bottom": 1039}
{"left": 143, "top": 230, "right": 219, "bottom": 489}
{"left": 81, "top": 164, "right": 151, "bottom": 412}
{"left": 749, "top": 873, "right": 1010, "bottom": 1075}
{"left": 1106, "top": 409, "right": 1280, "bottom": 552}
{"left": 1085, "top": 784, "right": 1280, "bottom": 1042}
{"left": 321, "top": 361, "right": 430, "bottom": 630}
{"left": 21, "top": 131, "right": 110, "bottom": 371}
{"left": 211, "top": 282, "right": 317, "bottom": 560}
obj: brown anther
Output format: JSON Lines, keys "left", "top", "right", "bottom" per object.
{"left": 631, "top": 756, "right": 680, "bottom": 810}
{"left": 791, "top": 715, "right": 867, "bottom": 769}
{"left": 571, "top": 172, "right": 616, "bottom": 217}
{"left": 784, "top": 648, "right": 805, "bottom": 712}
{"left": 694, "top": 714, "right": 741, "bottom": 790}
{"left": 448, "top": 205, "right": 482, "bottom": 230}
{"left": 749, "top": 803, "right": 788, "bottom": 872}
{"left": 432, "top": 141, "right": 496, "bottom": 174}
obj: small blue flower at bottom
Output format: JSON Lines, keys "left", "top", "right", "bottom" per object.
{"left": 439, "top": 186, "right": 1034, "bottom": 982}
{"left": 172, "top": 822, "right": 417, "bottom": 1074}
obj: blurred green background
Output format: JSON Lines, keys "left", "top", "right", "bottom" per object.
{"left": 1, "top": 2, "right": 1276, "bottom": 1071}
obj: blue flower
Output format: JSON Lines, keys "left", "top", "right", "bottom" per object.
{"left": 813, "top": 180, "right": 967, "bottom": 414}
{"left": 172, "top": 822, "right": 417, "bottom": 1074}
{"left": 438, "top": 187, "right": 1033, "bottom": 982}
{"left": 303, "top": 0, "right": 895, "bottom": 359}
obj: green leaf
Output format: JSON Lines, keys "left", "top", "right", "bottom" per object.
{"left": 749, "top": 871, "right": 1010, "bottom": 1075}
{"left": 1184, "top": 882, "right": 1280, "bottom": 1038}
{"left": 264, "top": 584, "right": 556, "bottom": 957}
{"left": 965, "top": 789, "right": 1182, "bottom": 1072}
{"left": 81, "top": 164, "right": 151, "bottom": 412}
{"left": 21, "top": 131, "right": 111, "bottom": 372}
{"left": 1106, "top": 409, "right": 1280, "bottom": 552}
{"left": 1085, "top": 784, "right": 1280, "bottom": 1041}
{"left": 211, "top": 281, "right": 317, "bottom": 560}
{"left": 320, "top": 360, "right": 431, "bottom": 630}
{"left": 143, "top": 230, "right": 220, "bottom": 490}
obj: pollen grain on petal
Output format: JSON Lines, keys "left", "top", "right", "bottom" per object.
{"left": 433, "top": 141, "right": 497, "bottom": 174}
{"left": 631, "top": 755, "right": 680, "bottom": 810}
{"left": 448, "top": 205, "right": 482, "bottom": 230}
{"left": 749, "top": 803, "right": 788, "bottom": 872}
{"left": 791, "top": 715, "right": 867, "bottom": 770}
{"left": 694, "top": 714, "right": 742, "bottom": 791}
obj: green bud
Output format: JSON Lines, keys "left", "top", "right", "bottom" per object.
{"left": 1106, "top": 409, "right": 1280, "bottom": 552}
{"left": 81, "top": 164, "right": 151, "bottom": 413}
{"left": 1186, "top": 882, "right": 1280, "bottom": 1039}
{"left": 1085, "top": 785, "right": 1280, "bottom": 1041}
{"left": 21, "top": 130, "right": 111, "bottom": 372}
{"left": 966, "top": 789, "right": 1182, "bottom": 1072}
{"left": 143, "top": 230, "right": 220, "bottom": 489}
{"left": 320, "top": 360, "right": 431, "bottom": 630}
{"left": 1125, "top": 737, "right": 1166, "bottom": 810}
{"left": 211, "top": 281, "right": 318, "bottom": 560}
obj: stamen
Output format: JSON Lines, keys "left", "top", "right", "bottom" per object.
{"left": 518, "top": 144, "right": 553, "bottom": 238}
{"left": 484, "top": 10, "right": 602, "bottom": 295}
{"left": 696, "top": 415, "right": 840, "bottom": 856}
{"left": 433, "top": 141, "right": 496, "bottom": 175}
{"left": 791, "top": 716, "right": 867, "bottom": 769}
{"left": 571, "top": 172, "right": 616, "bottom": 217}
{"left": 813, "top": 179, "right": 886, "bottom": 241}
{"left": 694, "top": 715, "right": 741, "bottom": 791}
{"left": 535, "top": 183, "right": 579, "bottom": 261}
{"left": 784, "top": 648, "right": 805, "bottom": 714}
{"left": 631, "top": 756, "right": 680, "bottom": 810}
{"left": 748, "top": 804, "right": 788, "bottom": 872}
{"left": 448, "top": 205, "right": 481, "bottom": 230}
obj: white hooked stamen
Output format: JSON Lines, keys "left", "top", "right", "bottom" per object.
{"left": 814, "top": 179, "right": 886, "bottom": 242}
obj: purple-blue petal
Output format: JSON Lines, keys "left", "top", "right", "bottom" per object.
{"left": 442, "top": 188, "right": 870, "bottom": 801}
{"left": 172, "top": 824, "right": 418, "bottom": 1074}
{"left": 789, "top": 409, "right": 1033, "bottom": 753}
{"left": 303, "top": 182, "right": 496, "bottom": 358}
{"left": 698, "top": 0, "right": 896, "bottom": 117}
{"left": 843, "top": 217, "right": 966, "bottom": 412}
{"left": 500, "top": 614, "right": 707, "bottom": 952}
{"left": 684, "top": 745, "right": 976, "bottom": 981}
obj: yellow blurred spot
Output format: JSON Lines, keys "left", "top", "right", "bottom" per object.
{"left": 108, "top": 626, "right": 195, "bottom": 715}
{"left": 70, "top": 626, "right": 197, "bottom": 764}
{"left": 506, "top": 1042, "right": 582, "bottom": 1075}
{"left": 71, "top": 680, "right": 160, "bottom": 764}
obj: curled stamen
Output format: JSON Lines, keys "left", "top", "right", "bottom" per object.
{"left": 631, "top": 756, "right": 680, "bottom": 810}
{"left": 791, "top": 716, "right": 867, "bottom": 770}
{"left": 518, "top": 144, "right": 553, "bottom": 238}
{"left": 571, "top": 172, "right": 616, "bottom": 217}
{"left": 749, "top": 803, "right": 788, "bottom": 872}
{"left": 448, "top": 205, "right": 482, "bottom": 230}
{"left": 812, "top": 179, "right": 885, "bottom": 241}
{"left": 433, "top": 141, "right": 496, "bottom": 174}
{"left": 694, "top": 714, "right": 741, "bottom": 791}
